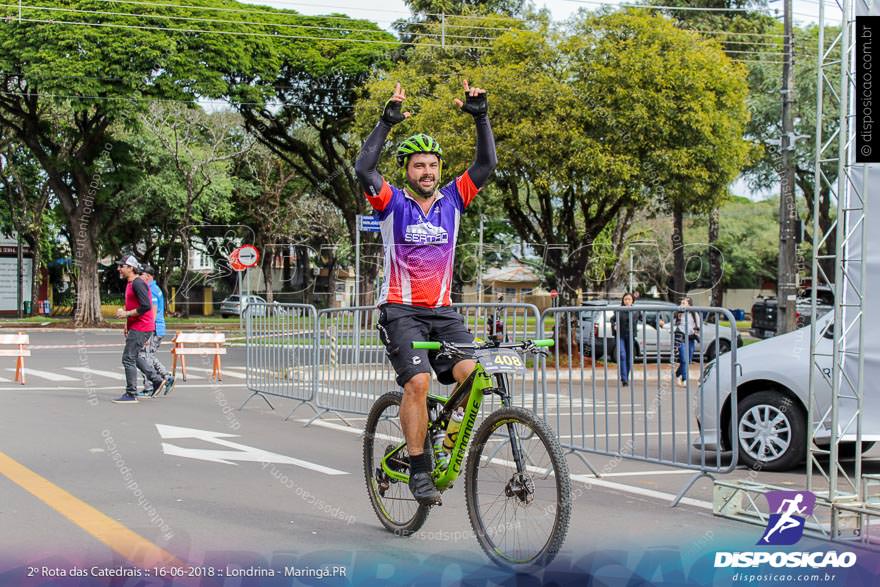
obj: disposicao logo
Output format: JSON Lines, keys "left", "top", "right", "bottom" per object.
{"left": 759, "top": 490, "right": 816, "bottom": 546}
{"left": 714, "top": 490, "right": 857, "bottom": 570}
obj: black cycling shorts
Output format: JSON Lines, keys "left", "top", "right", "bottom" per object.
{"left": 377, "top": 303, "right": 475, "bottom": 387}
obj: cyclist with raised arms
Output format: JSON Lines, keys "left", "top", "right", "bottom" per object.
{"left": 355, "top": 80, "right": 497, "bottom": 506}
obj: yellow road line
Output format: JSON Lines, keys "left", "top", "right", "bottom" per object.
{"left": 0, "top": 451, "right": 183, "bottom": 568}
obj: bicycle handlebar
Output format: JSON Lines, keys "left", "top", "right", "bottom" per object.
{"left": 411, "top": 339, "right": 554, "bottom": 351}
{"left": 412, "top": 341, "right": 442, "bottom": 350}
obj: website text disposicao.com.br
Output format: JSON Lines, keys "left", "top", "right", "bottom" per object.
{"left": 732, "top": 571, "right": 839, "bottom": 583}
{"left": 717, "top": 550, "right": 856, "bottom": 584}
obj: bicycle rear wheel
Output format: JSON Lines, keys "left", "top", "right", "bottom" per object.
{"left": 465, "top": 407, "right": 571, "bottom": 570}
{"left": 363, "top": 391, "right": 430, "bottom": 536}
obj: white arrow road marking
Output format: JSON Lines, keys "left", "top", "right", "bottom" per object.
{"left": 155, "top": 424, "right": 347, "bottom": 475}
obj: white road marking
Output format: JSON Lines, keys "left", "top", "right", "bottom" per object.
{"left": 155, "top": 424, "right": 347, "bottom": 475}
{"left": 183, "top": 366, "right": 246, "bottom": 379}
{"left": 299, "top": 418, "right": 714, "bottom": 510}
{"left": 557, "top": 431, "right": 693, "bottom": 438}
{"left": 65, "top": 367, "right": 126, "bottom": 381}
{"left": 0, "top": 383, "right": 248, "bottom": 391}
{"left": 599, "top": 469, "right": 704, "bottom": 477}
{"left": 7, "top": 368, "right": 78, "bottom": 382}
{"left": 65, "top": 367, "right": 204, "bottom": 381}
{"left": 543, "top": 411, "right": 651, "bottom": 417}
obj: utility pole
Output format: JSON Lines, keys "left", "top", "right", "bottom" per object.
{"left": 628, "top": 247, "right": 634, "bottom": 293}
{"left": 16, "top": 232, "right": 23, "bottom": 318}
{"left": 777, "top": 0, "right": 798, "bottom": 335}
{"left": 477, "top": 215, "right": 484, "bottom": 305}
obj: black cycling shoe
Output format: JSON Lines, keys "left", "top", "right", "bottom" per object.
{"left": 408, "top": 472, "right": 442, "bottom": 506}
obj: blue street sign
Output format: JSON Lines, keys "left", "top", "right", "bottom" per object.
{"left": 357, "top": 214, "right": 381, "bottom": 233}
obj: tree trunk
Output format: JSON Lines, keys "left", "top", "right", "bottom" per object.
{"left": 261, "top": 249, "right": 274, "bottom": 303}
{"left": 671, "top": 205, "right": 686, "bottom": 301}
{"left": 294, "top": 245, "right": 312, "bottom": 304}
{"left": 179, "top": 237, "right": 191, "bottom": 318}
{"left": 71, "top": 222, "right": 104, "bottom": 326}
{"left": 28, "top": 237, "right": 41, "bottom": 310}
{"left": 708, "top": 206, "right": 723, "bottom": 310}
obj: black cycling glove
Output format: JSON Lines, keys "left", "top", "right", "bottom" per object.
{"left": 460, "top": 92, "right": 488, "bottom": 117}
{"left": 381, "top": 99, "right": 407, "bottom": 126}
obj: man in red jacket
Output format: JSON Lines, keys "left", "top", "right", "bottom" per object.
{"left": 114, "top": 255, "right": 166, "bottom": 404}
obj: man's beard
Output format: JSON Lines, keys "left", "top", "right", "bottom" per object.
{"left": 407, "top": 175, "right": 437, "bottom": 198}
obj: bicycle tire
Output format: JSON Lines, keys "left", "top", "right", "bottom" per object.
{"left": 363, "top": 391, "right": 430, "bottom": 536}
{"left": 465, "top": 407, "right": 571, "bottom": 570}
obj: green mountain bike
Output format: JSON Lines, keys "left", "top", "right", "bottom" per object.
{"left": 363, "top": 338, "right": 571, "bottom": 570}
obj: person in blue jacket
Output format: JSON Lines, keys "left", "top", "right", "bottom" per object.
{"left": 140, "top": 265, "right": 175, "bottom": 396}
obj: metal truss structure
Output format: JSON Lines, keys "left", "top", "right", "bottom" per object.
{"left": 714, "top": 0, "right": 880, "bottom": 547}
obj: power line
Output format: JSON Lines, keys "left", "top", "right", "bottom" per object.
{"left": 88, "top": 0, "right": 524, "bottom": 31}
{"left": 565, "top": 0, "right": 777, "bottom": 14}
{"left": 7, "top": 1, "right": 798, "bottom": 42}
{"left": 0, "top": 15, "right": 491, "bottom": 50}
{"left": 7, "top": 3, "right": 501, "bottom": 41}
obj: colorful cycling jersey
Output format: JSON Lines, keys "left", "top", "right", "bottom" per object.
{"left": 367, "top": 172, "right": 479, "bottom": 307}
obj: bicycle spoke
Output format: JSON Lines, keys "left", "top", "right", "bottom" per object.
{"left": 468, "top": 411, "right": 569, "bottom": 567}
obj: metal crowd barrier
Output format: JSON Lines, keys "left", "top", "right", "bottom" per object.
{"left": 313, "top": 306, "right": 397, "bottom": 422}
{"left": 308, "top": 302, "right": 545, "bottom": 421}
{"left": 453, "top": 302, "right": 544, "bottom": 415}
{"left": 241, "top": 302, "right": 319, "bottom": 419}
{"left": 242, "top": 301, "right": 739, "bottom": 500}
{"left": 541, "top": 305, "right": 739, "bottom": 501}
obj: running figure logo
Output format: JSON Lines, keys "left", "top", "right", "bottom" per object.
{"left": 759, "top": 490, "right": 817, "bottom": 545}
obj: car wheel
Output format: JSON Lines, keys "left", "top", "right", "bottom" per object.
{"left": 736, "top": 391, "right": 806, "bottom": 471}
{"left": 704, "top": 338, "right": 731, "bottom": 361}
{"left": 221, "top": 314, "right": 229, "bottom": 319}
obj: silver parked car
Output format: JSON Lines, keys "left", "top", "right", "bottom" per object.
{"left": 575, "top": 300, "right": 742, "bottom": 361}
{"left": 219, "top": 294, "right": 285, "bottom": 318}
{"left": 695, "top": 312, "right": 879, "bottom": 471}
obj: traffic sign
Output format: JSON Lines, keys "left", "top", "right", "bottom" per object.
{"left": 229, "top": 245, "right": 259, "bottom": 272}
{"left": 357, "top": 214, "right": 381, "bottom": 233}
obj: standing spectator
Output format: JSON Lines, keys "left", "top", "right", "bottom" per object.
{"left": 114, "top": 255, "right": 166, "bottom": 404}
{"left": 611, "top": 292, "right": 638, "bottom": 387}
{"left": 139, "top": 265, "right": 174, "bottom": 397}
{"left": 673, "top": 296, "right": 701, "bottom": 385}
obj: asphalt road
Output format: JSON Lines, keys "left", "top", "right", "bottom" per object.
{"left": 0, "top": 330, "right": 877, "bottom": 586}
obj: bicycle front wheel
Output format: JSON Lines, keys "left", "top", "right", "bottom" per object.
{"left": 465, "top": 407, "right": 571, "bottom": 570}
{"left": 363, "top": 391, "right": 430, "bottom": 536}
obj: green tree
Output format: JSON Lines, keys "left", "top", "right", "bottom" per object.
{"left": 0, "top": 0, "right": 266, "bottom": 324}
{"left": 219, "top": 14, "right": 394, "bottom": 244}
{"left": 745, "top": 26, "right": 837, "bottom": 278}
{"left": 0, "top": 133, "right": 51, "bottom": 309}
{"left": 231, "top": 143, "right": 346, "bottom": 303}
{"left": 629, "top": 196, "right": 778, "bottom": 293}
{"left": 139, "top": 104, "right": 250, "bottom": 315}
{"left": 358, "top": 11, "right": 750, "bottom": 304}
{"left": 648, "top": 0, "right": 777, "bottom": 304}
{"left": 404, "top": 0, "right": 524, "bottom": 16}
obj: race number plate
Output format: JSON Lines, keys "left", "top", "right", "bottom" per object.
{"left": 475, "top": 348, "right": 526, "bottom": 375}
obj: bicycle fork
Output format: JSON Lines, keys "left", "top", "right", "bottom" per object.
{"left": 493, "top": 375, "right": 534, "bottom": 502}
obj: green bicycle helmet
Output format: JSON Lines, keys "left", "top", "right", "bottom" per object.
{"left": 396, "top": 133, "right": 443, "bottom": 167}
